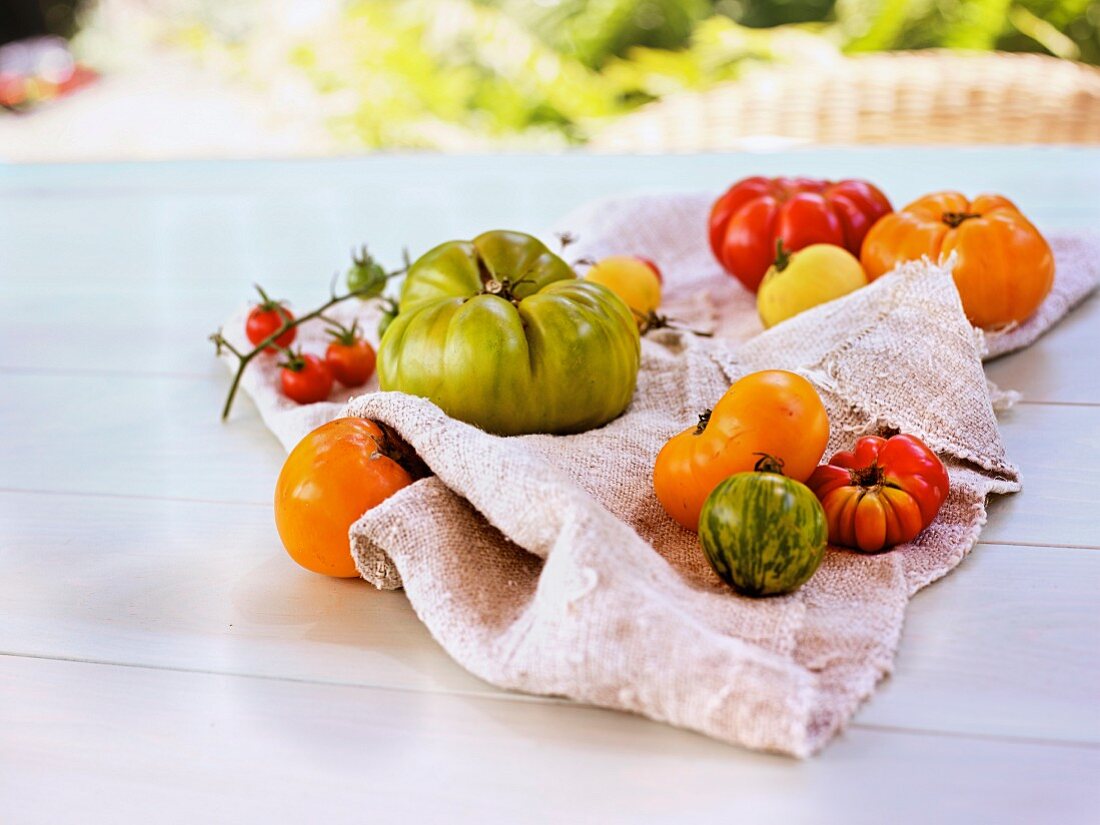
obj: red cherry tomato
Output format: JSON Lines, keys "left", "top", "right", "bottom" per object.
{"left": 325, "top": 320, "right": 376, "bottom": 388}
{"left": 246, "top": 287, "right": 296, "bottom": 353}
{"left": 279, "top": 351, "right": 333, "bottom": 404}
{"left": 807, "top": 434, "right": 950, "bottom": 553}
{"left": 708, "top": 176, "right": 892, "bottom": 293}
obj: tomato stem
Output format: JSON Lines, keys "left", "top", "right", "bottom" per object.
{"left": 276, "top": 346, "right": 306, "bottom": 372}
{"left": 211, "top": 256, "right": 404, "bottom": 421}
{"left": 941, "top": 211, "right": 981, "bottom": 228}
{"left": 694, "top": 409, "right": 712, "bottom": 435}
{"left": 753, "top": 453, "right": 786, "bottom": 474}
{"left": 555, "top": 231, "right": 577, "bottom": 253}
{"left": 325, "top": 318, "right": 362, "bottom": 346}
{"left": 369, "top": 420, "right": 432, "bottom": 480}
{"left": 849, "top": 461, "right": 886, "bottom": 488}
{"left": 637, "top": 310, "right": 713, "bottom": 338}
{"left": 773, "top": 239, "right": 792, "bottom": 273}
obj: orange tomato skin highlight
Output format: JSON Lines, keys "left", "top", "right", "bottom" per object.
{"left": 275, "top": 417, "right": 414, "bottom": 577}
{"left": 861, "top": 191, "right": 1054, "bottom": 329}
{"left": 652, "top": 370, "right": 830, "bottom": 531}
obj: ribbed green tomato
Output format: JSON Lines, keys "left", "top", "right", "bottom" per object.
{"left": 699, "top": 466, "right": 827, "bottom": 597}
{"left": 378, "top": 230, "right": 641, "bottom": 436}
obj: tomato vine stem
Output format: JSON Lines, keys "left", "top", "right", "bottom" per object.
{"left": 637, "top": 309, "right": 713, "bottom": 338}
{"left": 210, "top": 259, "right": 404, "bottom": 421}
{"left": 941, "top": 211, "right": 982, "bottom": 228}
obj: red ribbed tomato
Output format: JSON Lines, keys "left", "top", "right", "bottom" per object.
{"left": 807, "top": 434, "right": 950, "bottom": 553}
{"left": 708, "top": 176, "right": 892, "bottom": 293}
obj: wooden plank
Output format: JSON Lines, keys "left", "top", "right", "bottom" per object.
{"left": 3, "top": 489, "right": 1098, "bottom": 745}
{"left": 2, "top": 151, "right": 1098, "bottom": 288}
{"left": 1, "top": 273, "right": 1097, "bottom": 402}
{"left": 1, "top": 370, "right": 1096, "bottom": 549}
{"left": 0, "top": 373, "right": 282, "bottom": 504}
{"left": 0, "top": 491, "right": 492, "bottom": 697}
{"left": 861, "top": 543, "right": 1100, "bottom": 743}
{"left": 2, "top": 655, "right": 1098, "bottom": 825}
{"left": 987, "top": 294, "right": 1100, "bottom": 406}
{"left": 4, "top": 150, "right": 1100, "bottom": 215}
{"left": 0, "top": 277, "right": 320, "bottom": 377}
{"left": 986, "top": 402, "right": 1100, "bottom": 548}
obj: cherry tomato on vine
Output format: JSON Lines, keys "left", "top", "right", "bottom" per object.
{"left": 325, "top": 320, "right": 377, "bottom": 388}
{"left": 275, "top": 417, "right": 422, "bottom": 577}
{"left": 279, "top": 350, "right": 333, "bottom": 404}
{"left": 246, "top": 286, "right": 296, "bottom": 353}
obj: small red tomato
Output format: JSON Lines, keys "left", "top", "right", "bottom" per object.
{"left": 635, "top": 256, "right": 663, "bottom": 283}
{"left": 246, "top": 286, "right": 296, "bottom": 353}
{"left": 279, "top": 351, "right": 333, "bottom": 404}
{"left": 807, "top": 434, "right": 950, "bottom": 553}
{"left": 324, "top": 321, "right": 377, "bottom": 388}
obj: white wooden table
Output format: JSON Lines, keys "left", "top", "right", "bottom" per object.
{"left": 2, "top": 150, "right": 1098, "bottom": 823}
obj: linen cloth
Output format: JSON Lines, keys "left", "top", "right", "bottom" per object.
{"left": 220, "top": 193, "right": 1099, "bottom": 756}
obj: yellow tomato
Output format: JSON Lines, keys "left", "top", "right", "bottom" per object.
{"left": 757, "top": 244, "right": 867, "bottom": 329}
{"left": 585, "top": 256, "right": 662, "bottom": 320}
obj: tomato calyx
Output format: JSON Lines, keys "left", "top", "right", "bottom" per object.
{"left": 277, "top": 347, "right": 310, "bottom": 372}
{"left": 693, "top": 409, "right": 712, "bottom": 435}
{"left": 367, "top": 420, "right": 432, "bottom": 480}
{"left": 941, "top": 211, "right": 982, "bottom": 228}
{"left": 481, "top": 277, "right": 522, "bottom": 303}
{"left": 637, "top": 310, "right": 713, "bottom": 338}
{"left": 772, "top": 239, "right": 793, "bottom": 273}
{"left": 254, "top": 284, "right": 290, "bottom": 315}
{"left": 326, "top": 319, "right": 362, "bottom": 347}
{"left": 473, "top": 250, "right": 532, "bottom": 306}
{"left": 847, "top": 461, "right": 888, "bottom": 489}
{"left": 753, "top": 452, "right": 786, "bottom": 474}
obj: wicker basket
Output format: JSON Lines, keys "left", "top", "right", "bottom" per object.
{"left": 590, "top": 50, "right": 1100, "bottom": 150}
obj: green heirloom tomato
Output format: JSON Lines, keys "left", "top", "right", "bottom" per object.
{"left": 699, "top": 467, "right": 827, "bottom": 597}
{"left": 378, "top": 230, "right": 640, "bottom": 436}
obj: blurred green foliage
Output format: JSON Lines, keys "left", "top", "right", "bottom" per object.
{"left": 73, "top": 0, "right": 1100, "bottom": 148}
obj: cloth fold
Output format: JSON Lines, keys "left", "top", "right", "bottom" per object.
{"left": 340, "top": 256, "right": 1019, "bottom": 756}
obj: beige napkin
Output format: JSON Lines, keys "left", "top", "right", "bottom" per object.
{"left": 219, "top": 192, "right": 1098, "bottom": 756}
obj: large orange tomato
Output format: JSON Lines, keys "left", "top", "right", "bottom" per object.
{"left": 275, "top": 417, "right": 422, "bottom": 577}
{"left": 653, "top": 370, "right": 830, "bottom": 531}
{"left": 861, "top": 192, "right": 1054, "bottom": 329}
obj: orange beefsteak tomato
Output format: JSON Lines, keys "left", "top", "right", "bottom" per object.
{"left": 806, "top": 434, "right": 949, "bottom": 554}
{"left": 275, "top": 417, "right": 424, "bottom": 577}
{"left": 653, "top": 370, "right": 830, "bottom": 531}
{"left": 860, "top": 192, "right": 1054, "bottom": 329}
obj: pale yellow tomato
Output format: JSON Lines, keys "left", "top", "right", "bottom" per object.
{"left": 757, "top": 244, "right": 867, "bottom": 328}
{"left": 585, "top": 256, "right": 662, "bottom": 320}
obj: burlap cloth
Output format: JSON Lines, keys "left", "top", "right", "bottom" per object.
{"left": 221, "top": 193, "right": 1099, "bottom": 757}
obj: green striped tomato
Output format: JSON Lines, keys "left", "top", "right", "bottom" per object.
{"left": 699, "top": 466, "right": 827, "bottom": 597}
{"left": 378, "top": 230, "right": 640, "bottom": 436}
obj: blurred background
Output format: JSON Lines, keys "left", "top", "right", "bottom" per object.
{"left": 1, "top": 0, "right": 1099, "bottom": 161}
